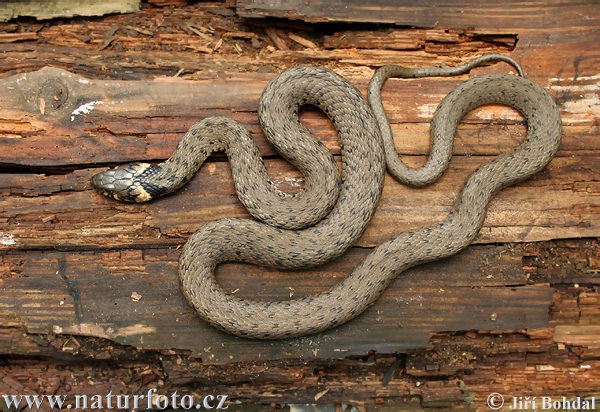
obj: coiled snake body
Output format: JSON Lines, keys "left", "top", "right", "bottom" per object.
{"left": 92, "top": 55, "right": 562, "bottom": 339}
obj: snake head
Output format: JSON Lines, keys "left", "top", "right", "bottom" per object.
{"left": 91, "top": 162, "right": 164, "bottom": 203}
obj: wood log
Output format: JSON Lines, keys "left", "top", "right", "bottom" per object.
{"left": 0, "top": 1, "right": 598, "bottom": 409}
{"left": 0, "top": 244, "right": 555, "bottom": 363}
{"left": 0, "top": 67, "right": 598, "bottom": 167}
{"left": 1, "top": 240, "right": 598, "bottom": 407}
{"left": 0, "top": 68, "right": 596, "bottom": 250}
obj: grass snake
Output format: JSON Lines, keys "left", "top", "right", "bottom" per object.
{"left": 92, "top": 55, "right": 562, "bottom": 339}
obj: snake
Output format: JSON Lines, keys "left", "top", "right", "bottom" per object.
{"left": 91, "top": 54, "right": 562, "bottom": 339}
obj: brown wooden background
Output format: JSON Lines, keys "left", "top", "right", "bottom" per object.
{"left": 0, "top": 0, "right": 598, "bottom": 410}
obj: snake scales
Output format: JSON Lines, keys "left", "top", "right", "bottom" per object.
{"left": 92, "top": 54, "right": 562, "bottom": 339}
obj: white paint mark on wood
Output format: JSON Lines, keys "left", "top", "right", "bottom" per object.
{"left": 70, "top": 100, "right": 103, "bottom": 121}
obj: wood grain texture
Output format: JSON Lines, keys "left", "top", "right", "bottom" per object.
{"left": 0, "top": 154, "right": 598, "bottom": 251}
{"left": 235, "top": 0, "right": 600, "bottom": 30}
{"left": 323, "top": 28, "right": 518, "bottom": 53}
{"left": 0, "top": 240, "right": 598, "bottom": 407}
{"left": 0, "top": 66, "right": 596, "bottom": 250}
{"left": 0, "top": 244, "right": 563, "bottom": 364}
{"left": 0, "top": 67, "right": 598, "bottom": 167}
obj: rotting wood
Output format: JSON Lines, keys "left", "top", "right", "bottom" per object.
{"left": 0, "top": 53, "right": 597, "bottom": 166}
{"left": 0, "top": 32, "right": 38, "bottom": 43}
{"left": 0, "top": 275, "right": 598, "bottom": 408}
{"left": 265, "top": 27, "right": 289, "bottom": 50}
{"left": 287, "top": 32, "right": 316, "bottom": 49}
{"left": 0, "top": 243, "right": 557, "bottom": 364}
{"left": 0, "top": 2, "right": 595, "bottom": 80}
{"left": 147, "top": 0, "right": 189, "bottom": 7}
{"left": 2, "top": 239, "right": 598, "bottom": 365}
{"left": 323, "top": 29, "right": 518, "bottom": 53}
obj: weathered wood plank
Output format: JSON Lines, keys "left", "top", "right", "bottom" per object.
{"left": 0, "top": 0, "right": 140, "bottom": 22}
{"left": 0, "top": 67, "right": 597, "bottom": 168}
{"left": 0, "top": 240, "right": 600, "bottom": 370}
{"left": 0, "top": 244, "right": 553, "bottom": 364}
{"left": 0, "top": 240, "right": 597, "bottom": 408}
{"left": 235, "top": 0, "right": 600, "bottom": 30}
{"left": 2, "top": 119, "right": 597, "bottom": 167}
{"left": 1, "top": 154, "right": 598, "bottom": 250}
